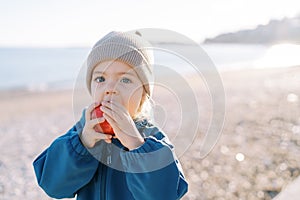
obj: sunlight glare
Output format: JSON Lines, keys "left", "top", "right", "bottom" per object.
{"left": 254, "top": 43, "right": 300, "bottom": 68}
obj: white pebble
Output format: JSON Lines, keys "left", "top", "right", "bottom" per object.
{"left": 220, "top": 145, "right": 229, "bottom": 154}
{"left": 292, "top": 126, "right": 300, "bottom": 134}
{"left": 257, "top": 191, "right": 264, "bottom": 198}
{"left": 279, "top": 163, "right": 288, "bottom": 171}
{"left": 287, "top": 93, "right": 298, "bottom": 102}
{"left": 235, "top": 153, "right": 245, "bottom": 162}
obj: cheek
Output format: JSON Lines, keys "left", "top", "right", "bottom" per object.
{"left": 125, "top": 87, "right": 144, "bottom": 113}
{"left": 90, "top": 83, "right": 104, "bottom": 100}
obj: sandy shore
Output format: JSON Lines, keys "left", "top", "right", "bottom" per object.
{"left": 0, "top": 66, "right": 299, "bottom": 200}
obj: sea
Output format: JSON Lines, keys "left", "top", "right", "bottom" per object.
{"left": 1, "top": 43, "right": 300, "bottom": 91}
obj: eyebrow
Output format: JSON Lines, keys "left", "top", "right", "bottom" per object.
{"left": 93, "top": 71, "right": 136, "bottom": 77}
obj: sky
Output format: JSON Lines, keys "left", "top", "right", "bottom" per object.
{"left": 1, "top": 0, "right": 300, "bottom": 47}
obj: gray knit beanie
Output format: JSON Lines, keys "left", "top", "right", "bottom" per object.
{"left": 86, "top": 31, "right": 153, "bottom": 96}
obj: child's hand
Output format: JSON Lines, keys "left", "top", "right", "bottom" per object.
{"left": 100, "top": 101, "right": 145, "bottom": 150}
{"left": 80, "top": 102, "right": 113, "bottom": 148}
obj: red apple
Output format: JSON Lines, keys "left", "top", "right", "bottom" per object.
{"left": 91, "top": 104, "right": 115, "bottom": 135}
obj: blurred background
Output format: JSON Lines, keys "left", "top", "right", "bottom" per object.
{"left": 0, "top": 0, "right": 300, "bottom": 199}
{"left": 1, "top": 0, "right": 300, "bottom": 91}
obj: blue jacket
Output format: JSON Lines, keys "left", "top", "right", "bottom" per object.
{"left": 33, "top": 110, "right": 188, "bottom": 200}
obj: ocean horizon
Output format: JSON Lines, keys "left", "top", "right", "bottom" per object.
{"left": 1, "top": 43, "right": 299, "bottom": 92}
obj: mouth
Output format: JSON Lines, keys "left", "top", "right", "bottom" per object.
{"left": 100, "top": 95, "right": 112, "bottom": 102}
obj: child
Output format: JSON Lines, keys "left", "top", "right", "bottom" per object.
{"left": 33, "top": 31, "right": 188, "bottom": 200}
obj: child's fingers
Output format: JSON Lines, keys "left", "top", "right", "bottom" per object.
{"left": 104, "top": 138, "right": 112, "bottom": 143}
{"left": 100, "top": 104, "right": 123, "bottom": 121}
{"left": 93, "top": 131, "right": 112, "bottom": 139}
{"left": 89, "top": 117, "right": 105, "bottom": 127}
{"left": 85, "top": 102, "right": 100, "bottom": 120}
{"left": 93, "top": 131, "right": 112, "bottom": 143}
{"left": 103, "top": 113, "right": 120, "bottom": 133}
{"left": 80, "top": 128, "right": 111, "bottom": 148}
{"left": 102, "top": 100, "right": 127, "bottom": 114}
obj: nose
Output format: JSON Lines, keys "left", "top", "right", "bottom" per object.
{"left": 105, "top": 90, "right": 117, "bottom": 95}
{"left": 104, "top": 81, "right": 118, "bottom": 95}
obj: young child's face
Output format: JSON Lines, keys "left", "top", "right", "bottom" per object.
{"left": 91, "top": 60, "right": 145, "bottom": 118}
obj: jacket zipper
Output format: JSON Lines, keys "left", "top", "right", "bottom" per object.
{"left": 101, "top": 143, "right": 112, "bottom": 200}
{"left": 101, "top": 164, "right": 107, "bottom": 200}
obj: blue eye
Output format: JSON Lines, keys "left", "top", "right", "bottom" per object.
{"left": 120, "top": 77, "right": 132, "bottom": 84}
{"left": 95, "top": 76, "right": 105, "bottom": 83}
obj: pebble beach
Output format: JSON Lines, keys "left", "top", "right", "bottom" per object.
{"left": 0, "top": 66, "right": 299, "bottom": 200}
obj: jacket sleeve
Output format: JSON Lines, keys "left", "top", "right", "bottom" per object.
{"left": 120, "top": 128, "right": 188, "bottom": 200}
{"left": 33, "top": 112, "right": 99, "bottom": 199}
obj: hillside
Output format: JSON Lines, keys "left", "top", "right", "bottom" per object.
{"left": 204, "top": 16, "right": 300, "bottom": 44}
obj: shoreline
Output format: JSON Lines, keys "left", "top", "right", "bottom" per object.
{"left": 1, "top": 64, "right": 299, "bottom": 95}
